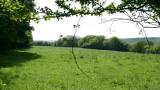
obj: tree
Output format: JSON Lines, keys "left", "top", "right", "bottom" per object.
{"left": 102, "top": 39, "right": 110, "bottom": 50}
{"left": 0, "top": 0, "right": 36, "bottom": 51}
{"left": 105, "top": 37, "right": 128, "bottom": 51}
{"left": 131, "top": 41, "right": 153, "bottom": 53}
{"left": 78, "top": 35, "right": 105, "bottom": 49}
{"left": 55, "top": 35, "right": 80, "bottom": 47}
{"left": 40, "top": 0, "right": 160, "bottom": 28}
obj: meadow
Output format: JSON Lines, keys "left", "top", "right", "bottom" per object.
{"left": 0, "top": 46, "right": 160, "bottom": 90}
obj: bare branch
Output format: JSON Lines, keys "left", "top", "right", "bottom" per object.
{"left": 71, "top": 16, "right": 92, "bottom": 79}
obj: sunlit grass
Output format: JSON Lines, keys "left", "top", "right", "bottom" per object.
{"left": 0, "top": 46, "right": 160, "bottom": 90}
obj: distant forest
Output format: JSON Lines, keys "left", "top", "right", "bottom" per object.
{"left": 33, "top": 36, "right": 160, "bottom": 54}
{"left": 122, "top": 37, "right": 160, "bottom": 45}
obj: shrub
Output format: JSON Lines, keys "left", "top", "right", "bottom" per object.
{"left": 145, "top": 45, "right": 160, "bottom": 54}
{"left": 78, "top": 35, "right": 105, "bottom": 49}
{"left": 131, "top": 41, "right": 154, "bottom": 53}
{"left": 102, "top": 39, "right": 110, "bottom": 50}
{"left": 155, "top": 45, "right": 160, "bottom": 54}
{"left": 55, "top": 35, "right": 80, "bottom": 47}
{"left": 105, "top": 37, "right": 129, "bottom": 51}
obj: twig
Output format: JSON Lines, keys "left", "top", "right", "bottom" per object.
{"left": 124, "top": 11, "right": 151, "bottom": 46}
{"left": 71, "top": 16, "right": 92, "bottom": 79}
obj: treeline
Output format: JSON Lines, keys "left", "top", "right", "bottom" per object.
{"left": 54, "top": 35, "right": 129, "bottom": 51}
{"left": 33, "top": 35, "right": 160, "bottom": 54}
{"left": 130, "top": 41, "right": 160, "bottom": 54}
{"left": 33, "top": 41, "right": 54, "bottom": 46}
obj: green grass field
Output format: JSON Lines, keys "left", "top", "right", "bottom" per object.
{"left": 0, "top": 46, "right": 160, "bottom": 90}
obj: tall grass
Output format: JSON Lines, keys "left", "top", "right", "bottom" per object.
{"left": 0, "top": 46, "right": 160, "bottom": 90}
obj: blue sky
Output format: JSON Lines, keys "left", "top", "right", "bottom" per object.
{"left": 30, "top": 0, "right": 160, "bottom": 41}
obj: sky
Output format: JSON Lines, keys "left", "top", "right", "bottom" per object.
{"left": 30, "top": 0, "right": 160, "bottom": 41}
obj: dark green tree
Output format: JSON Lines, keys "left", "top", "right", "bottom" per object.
{"left": 78, "top": 35, "right": 105, "bottom": 49}
{"left": 102, "top": 39, "right": 110, "bottom": 50}
{"left": 131, "top": 41, "right": 153, "bottom": 53}
{"left": 0, "top": 0, "right": 36, "bottom": 51}
{"left": 106, "top": 37, "right": 128, "bottom": 51}
{"left": 55, "top": 35, "right": 80, "bottom": 47}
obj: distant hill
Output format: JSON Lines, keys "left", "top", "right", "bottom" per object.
{"left": 121, "top": 37, "right": 160, "bottom": 45}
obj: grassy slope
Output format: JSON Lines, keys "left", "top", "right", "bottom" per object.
{"left": 0, "top": 46, "right": 160, "bottom": 90}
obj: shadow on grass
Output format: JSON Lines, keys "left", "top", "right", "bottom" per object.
{"left": 0, "top": 50, "right": 41, "bottom": 89}
{"left": 0, "top": 50, "right": 41, "bottom": 67}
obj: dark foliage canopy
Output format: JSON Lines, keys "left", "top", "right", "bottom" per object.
{"left": 0, "top": 0, "right": 36, "bottom": 51}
